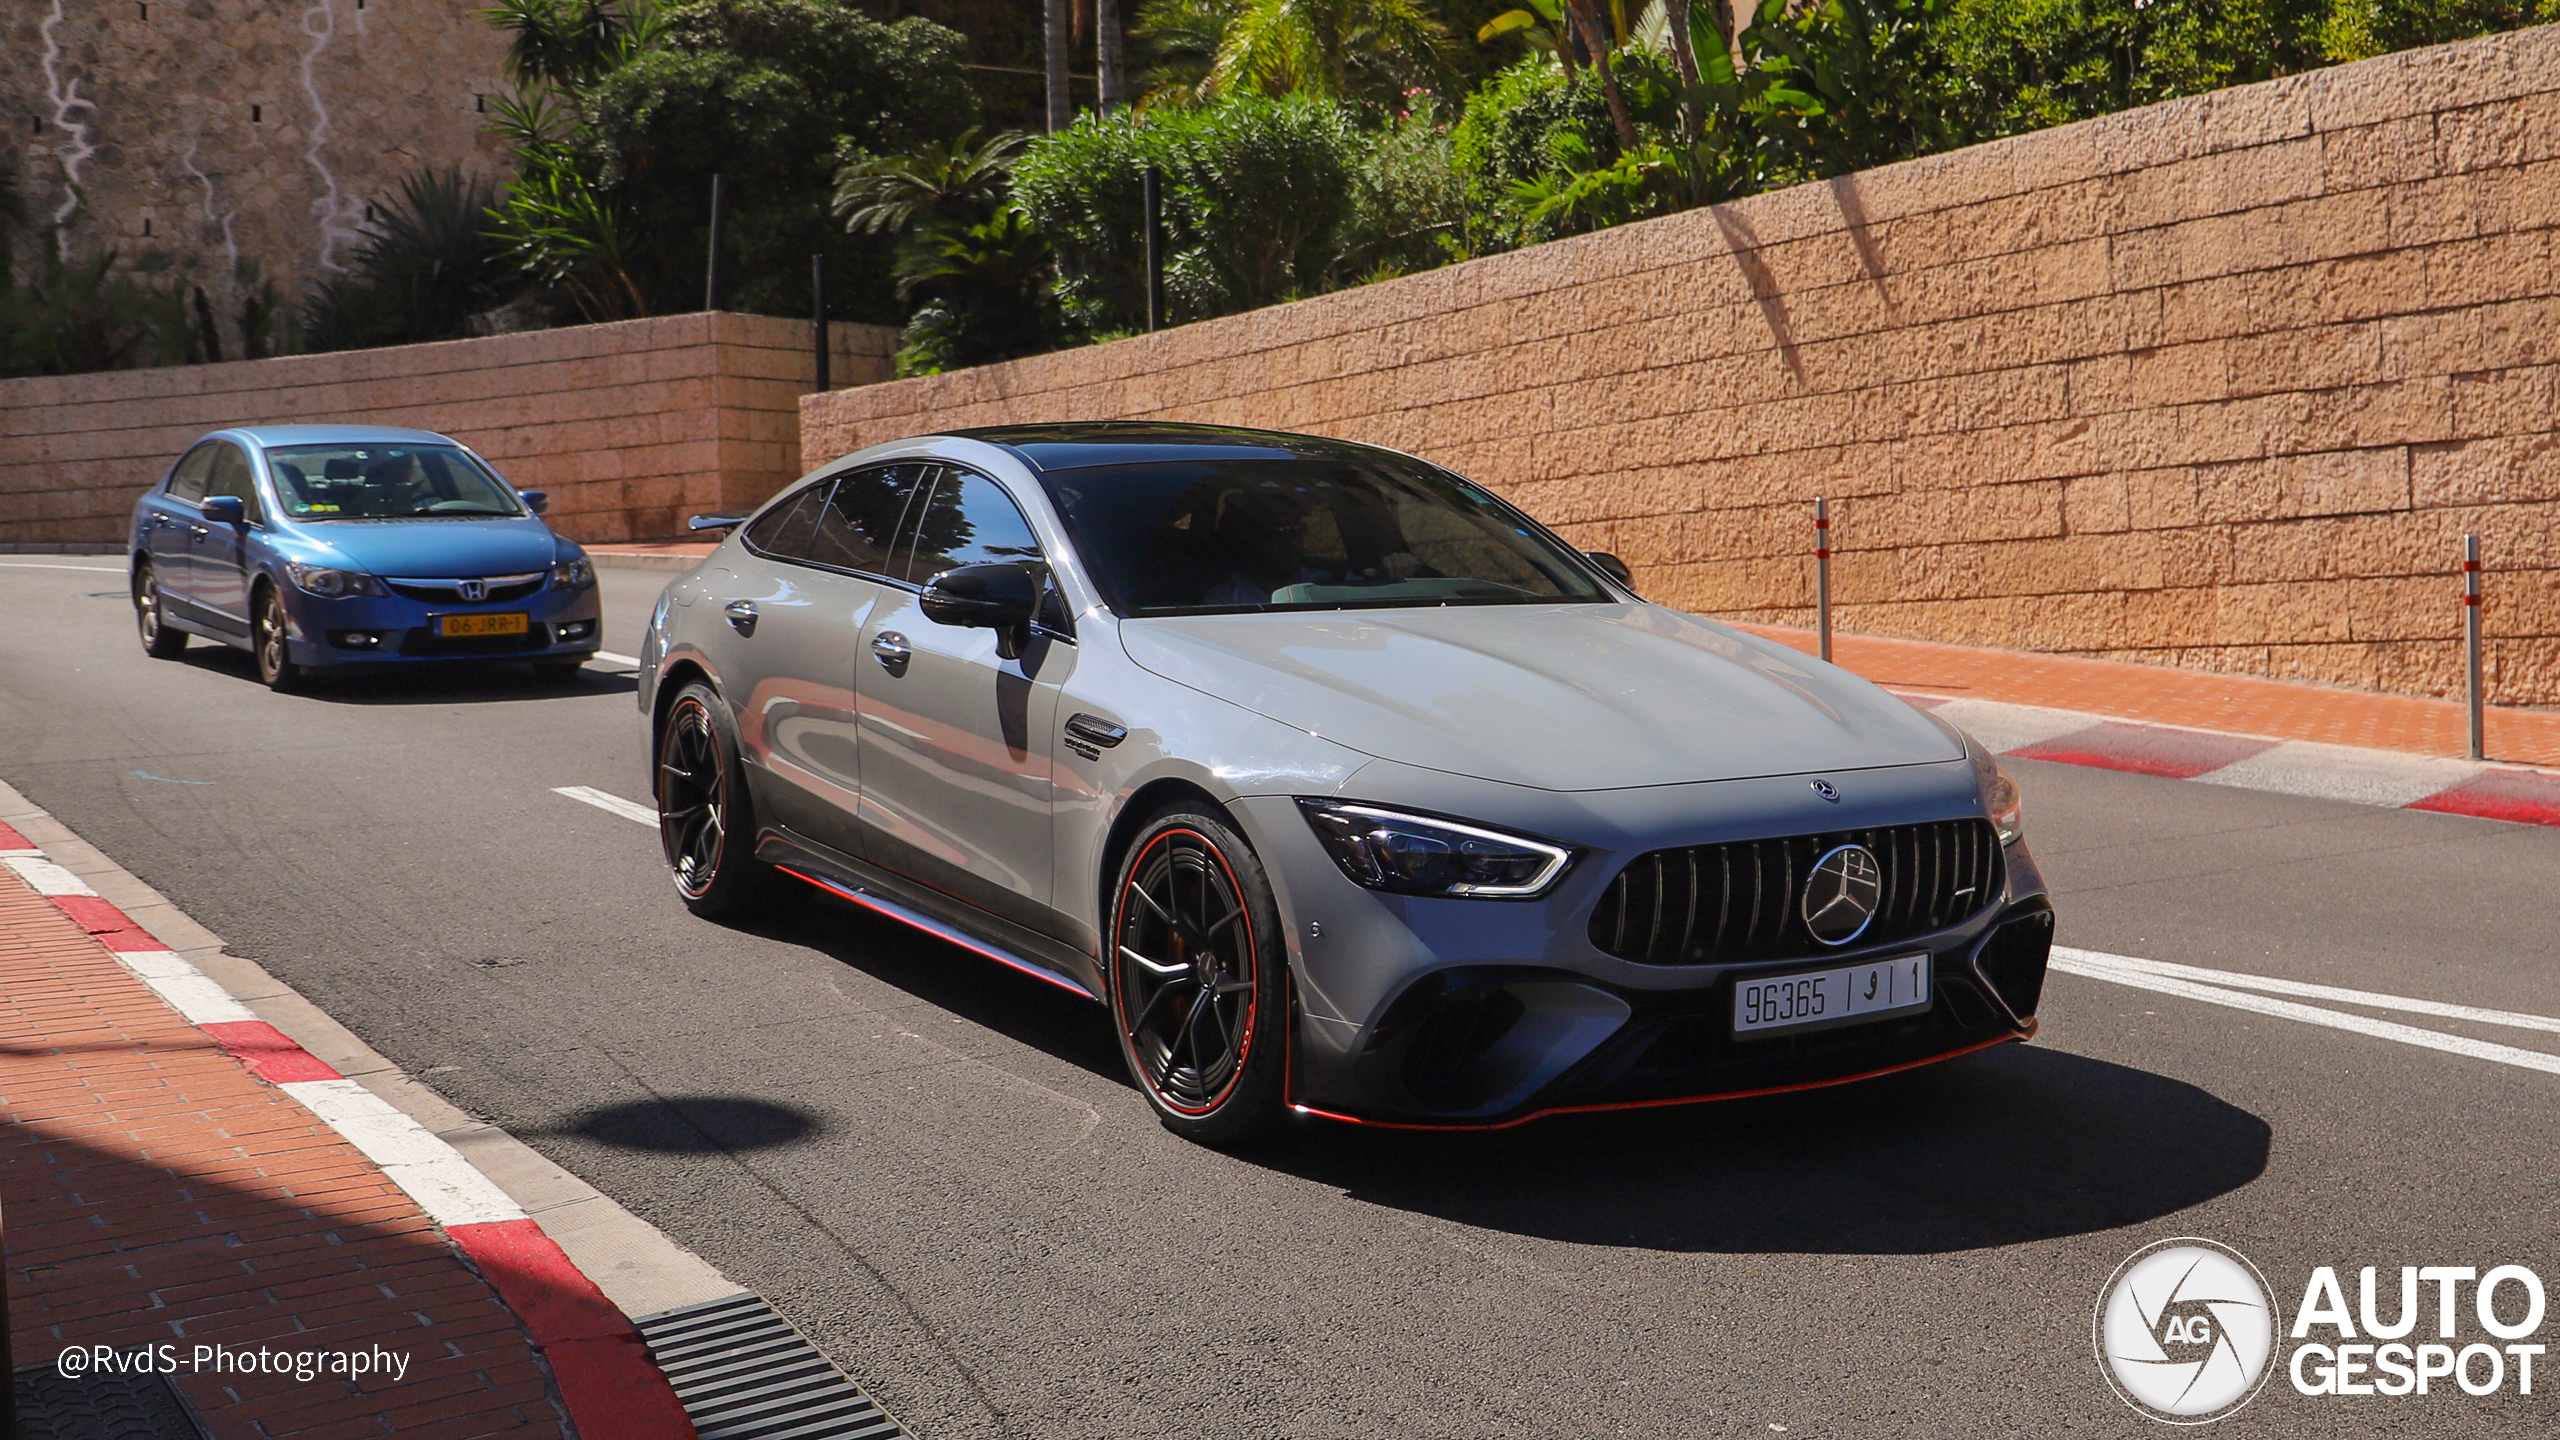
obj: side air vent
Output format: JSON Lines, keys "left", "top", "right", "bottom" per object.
{"left": 1590, "top": 819, "right": 2002, "bottom": 966}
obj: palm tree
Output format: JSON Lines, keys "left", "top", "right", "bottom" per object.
{"left": 1198, "top": 0, "right": 1455, "bottom": 100}
{"left": 832, "top": 130, "right": 1030, "bottom": 239}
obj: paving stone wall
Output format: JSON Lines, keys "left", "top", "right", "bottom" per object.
{"left": 2, "top": 0, "right": 508, "bottom": 337}
{"left": 1, "top": 313, "right": 896, "bottom": 546}
{"left": 806, "top": 26, "right": 2560, "bottom": 709}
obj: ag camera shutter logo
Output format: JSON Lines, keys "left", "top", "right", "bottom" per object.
{"left": 2096, "top": 1238, "right": 2281, "bottom": 1423}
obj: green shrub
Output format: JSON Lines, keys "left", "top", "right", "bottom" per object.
{"left": 305, "top": 168, "right": 517, "bottom": 350}
{"left": 1449, "top": 57, "right": 1620, "bottom": 250}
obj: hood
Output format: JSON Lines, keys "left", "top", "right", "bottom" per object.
{"left": 1118, "top": 603, "right": 1962, "bottom": 792}
{"left": 279, "top": 517, "right": 564, "bottom": 576}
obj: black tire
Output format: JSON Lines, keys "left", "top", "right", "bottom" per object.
{"left": 655, "top": 681, "right": 787, "bottom": 919}
{"left": 1108, "top": 804, "right": 1289, "bottom": 1145}
{"left": 134, "top": 561, "right": 186, "bottom": 658}
{"left": 252, "top": 582, "right": 301, "bottom": 691}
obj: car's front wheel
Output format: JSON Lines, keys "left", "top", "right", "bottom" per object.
{"left": 656, "top": 681, "right": 785, "bottom": 919}
{"left": 1108, "top": 804, "right": 1289, "bottom": 1145}
{"left": 134, "top": 561, "right": 186, "bottom": 658}
{"left": 253, "top": 583, "right": 301, "bottom": 691}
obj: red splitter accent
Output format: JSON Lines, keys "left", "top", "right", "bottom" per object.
{"left": 47, "top": 893, "right": 164, "bottom": 950}
{"left": 0, "top": 820, "right": 34, "bottom": 850}
{"left": 198, "top": 1020, "right": 345, "bottom": 1082}
{"left": 2408, "top": 769, "right": 2560, "bottom": 828}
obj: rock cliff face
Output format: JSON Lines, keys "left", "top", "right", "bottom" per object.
{"left": 1, "top": 0, "right": 507, "bottom": 345}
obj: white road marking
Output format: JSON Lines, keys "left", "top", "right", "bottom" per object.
{"left": 0, "top": 561, "right": 122, "bottom": 572}
{"left": 554, "top": 785, "right": 656, "bottom": 826}
{"left": 592, "top": 650, "right": 640, "bottom": 667}
{"left": 116, "top": 948, "right": 260, "bottom": 1024}
{"left": 281, "top": 1078, "right": 527, "bottom": 1227}
{"left": 4, "top": 855, "right": 99, "bottom": 896}
{"left": 1924, "top": 697, "right": 2095, "bottom": 754}
{"left": 2051, "top": 949, "right": 2560, "bottom": 1077}
{"left": 2057, "top": 948, "right": 2560, "bottom": 1035}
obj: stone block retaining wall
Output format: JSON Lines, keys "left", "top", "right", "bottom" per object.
{"left": 806, "top": 26, "right": 2560, "bottom": 708}
{"left": 1, "top": 313, "right": 895, "bottom": 547}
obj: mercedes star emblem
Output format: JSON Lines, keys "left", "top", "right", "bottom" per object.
{"left": 1802, "top": 843, "right": 1882, "bottom": 945}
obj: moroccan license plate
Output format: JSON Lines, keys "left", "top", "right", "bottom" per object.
{"left": 437, "top": 612, "right": 529, "bottom": 637}
{"left": 1733, "top": 953, "right": 1932, "bottom": 1037}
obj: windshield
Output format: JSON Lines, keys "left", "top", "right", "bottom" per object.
{"left": 1038, "top": 454, "right": 1608, "bottom": 616}
{"left": 263, "top": 443, "right": 525, "bottom": 520}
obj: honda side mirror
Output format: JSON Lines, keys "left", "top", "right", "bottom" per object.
{"left": 1586, "top": 551, "right": 1633, "bottom": 588}
{"left": 201, "top": 495, "right": 246, "bottom": 525}
{"left": 518, "top": 489, "right": 549, "bottom": 515}
{"left": 921, "top": 563, "right": 1039, "bottom": 659}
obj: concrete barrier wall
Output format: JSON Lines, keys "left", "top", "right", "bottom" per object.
{"left": 1, "top": 312, "right": 895, "bottom": 547}
{"left": 806, "top": 26, "right": 2560, "bottom": 708}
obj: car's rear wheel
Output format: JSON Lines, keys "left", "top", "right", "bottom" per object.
{"left": 1108, "top": 804, "right": 1288, "bottom": 1145}
{"left": 656, "top": 681, "right": 786, "bottom": 918}
{"left": 134, "top": 562, "right": 186, "bottom": 658}
{"left": 253, "top": 583, "right": 301, "bottom": 691}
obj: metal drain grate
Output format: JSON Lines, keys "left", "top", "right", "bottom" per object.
{"left": 10, "top": 1365, "right": 209, "bottom": 1440}
{"left": 634, "top": 1292, "right": 908, "bottom": 1440}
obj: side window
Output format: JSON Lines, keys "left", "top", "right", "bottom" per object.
{"left": 742, "top": 481, "right": 832, "bottom": 563}
{"left": 166, "top": 444, "right": 219, "bottom": 504}
{"left": 204, "top": 442, "right": 263, "bottom": 523}
{"left": 887, "top": 468, "right": 1045, "bottom": 587}
{"left": 808, "top": 462, "right": 931, "bottom": 576}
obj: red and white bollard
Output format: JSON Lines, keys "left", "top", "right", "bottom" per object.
{"left": 2464, "top": 534, "right": 2484, "bottom": 761}
{"left": 1815, "top": 498, "right": 1833, "bottom": 664}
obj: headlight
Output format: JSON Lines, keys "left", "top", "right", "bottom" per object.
{"left": 1987, "top": 762, "right": 2024, "bottom": 845}
{"left": 551, "top": 557, "right": 593, "bottom": 587}
{"left": 1297, "top": 800, "right": 1573, "bottom": 899}
{"left": 285, "top": 563, "right": 385, "bottom": 597}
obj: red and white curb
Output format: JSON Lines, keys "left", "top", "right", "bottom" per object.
{"left": 1908, "top": 696, "right": 2560, "bottom": 826}
{"left": 0, "top": 819, "right": 697, "bottom": 1440}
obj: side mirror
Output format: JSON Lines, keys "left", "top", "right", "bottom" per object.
{"left": 921, "top": 563, "right": 1039, "bottom": 658}
{"left": 518, "top": 489, "right": 549, "bottom": 515}
{"left": 687, "top": 512, "right": 747, "bottom": 532}
{"left": 1586, "top": 551, "right": 1633, "bottom": 588}
{"left": 201, "top": 495, "right": 246, "bottom": 525}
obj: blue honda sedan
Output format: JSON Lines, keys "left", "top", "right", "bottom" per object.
{"left": 127, "top": 425, "right": 602, "bottom": 688}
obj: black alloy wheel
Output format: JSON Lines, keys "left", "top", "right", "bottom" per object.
{"left": 656, "top": 681, "right": 784, "bottom": 918}
{"left": 1109, "top": 805, "right": 1287, "bottom": 1144}
{"left": 253, "top": 583, "right": 301, "bottom": 691}
{"left": 134, "top": 562, "right": 185, "bottom": 658}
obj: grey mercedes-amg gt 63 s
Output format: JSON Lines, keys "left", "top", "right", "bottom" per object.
{"left": 638, "top": 423, "right": 2053, "bottom": 1143}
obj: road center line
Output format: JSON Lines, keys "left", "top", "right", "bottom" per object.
{"left": 2054, "top": 947, "right": 2560, "bottom": 1034}
{"left": 592, "top": 650, "right": 640, "bottom": 667}
{"left": 2050, "top": 949, "right": 2560, "bottom": 1077}
{"left": 0, "top": 561, "right": 123, "bottom": 572}
{"left": 553, "top": 785, "right": 656, "bottom": 826}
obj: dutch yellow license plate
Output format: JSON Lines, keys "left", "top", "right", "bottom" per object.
{"left": 438, "top": 613, "right": 529, "bottom": 637}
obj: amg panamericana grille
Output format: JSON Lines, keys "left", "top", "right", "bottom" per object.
{"left": 1590, "top": 818, "right": 2003, "bottom": 965}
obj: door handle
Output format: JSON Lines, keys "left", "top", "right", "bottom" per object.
{"left": 723, "top": 599, "right": 758, "bottom": 636}
{"left": 870, "top": 631, "right": 911, "bottom": 675}
{"left": 188, "top": 524, "right": 209, "bottom": 539}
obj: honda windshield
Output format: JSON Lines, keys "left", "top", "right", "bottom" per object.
{"left": 264, "top": 443, "right": 526, "bottom": 520}
{"left": 1037, "top": 455, "right": 1608, "bottom": 617}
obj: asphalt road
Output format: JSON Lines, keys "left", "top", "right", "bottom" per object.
{"left": 2, "top": 553, "right": 2554, "bottom": 1439}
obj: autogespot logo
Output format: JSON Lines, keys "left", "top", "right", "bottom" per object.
{"left": 2096, "top": 1238, "right": 2281, "bottom": 1424}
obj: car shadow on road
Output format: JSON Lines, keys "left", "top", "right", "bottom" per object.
{"left": 1254, "top": 1042, "right": 2270, "bottom": 1255}
{"left": 170, "top": 644, "right": 636, "bottom": 703}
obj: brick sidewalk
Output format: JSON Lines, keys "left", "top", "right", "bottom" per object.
{"left": 1737, "top": 624, "right": 2560, "bottom": 770}
{"left": 0, "top": 866, "right": 572, "bottom": 1436}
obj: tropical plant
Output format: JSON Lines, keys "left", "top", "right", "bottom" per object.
{"left": 833, "top": 129, "right": 1029, "bottom": 239}
{"left": 305, "top": 167, "right": 518, "bottom": 349}
{"left": 477, "top": 0, "right": 660, "bottom": 87}
{"left": 894, "top": 205, "right": 1066, "bottom": 374}
{"left": 488, "top": 151, "right": 651, "bottom": 320}
{"left": 1198, "top": 0, "right": 1458, "bottom": 99}
{"left": 0, "top": 249, "right": 196, "bottom": 377}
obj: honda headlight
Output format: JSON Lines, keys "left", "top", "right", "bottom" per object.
{"left": 285, "top": 562, "right": 385, "bottom": 597}
{"left": 1297, "top": 800, "right": 1573, "bottom": 899}
{"left": 551, "top": 557, "right": 593, "bottom": 587}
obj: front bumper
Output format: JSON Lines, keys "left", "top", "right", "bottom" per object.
{"left": 280, "top": 579, "right": 602, "bottom": 669}
{"left": 1231, "top": 759, "right": 2055, "bottom": 1129}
